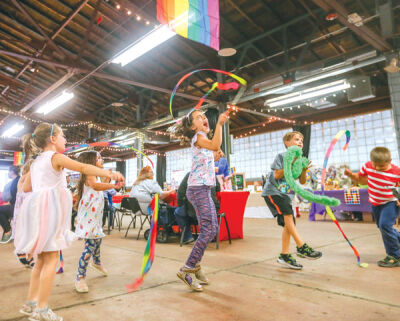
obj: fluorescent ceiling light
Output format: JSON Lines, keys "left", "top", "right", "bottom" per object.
{"left": 265, "top": 80, "right": 350, "bottom": 107}
{"left": 2, "top": 123, "right": 24, "bottom": 137}
{"left": 111, "top": 25, "right": 176, "bottom": 67}
{"left": 119, "top": 138, "right": 137, "bottom": 146}
{"left": 36, "top": 91, "right": 74, "bottom": 115}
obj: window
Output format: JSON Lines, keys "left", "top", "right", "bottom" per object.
{"left": 230, "top": 129, "right": 291, "bottom": 180}
{"left": 125, "top": 158, "right": 137, "bottom": 186}
{"left": 103, "top": 162, "right": 116, "bottom": 171}
{"left": 166, "top": 148, "right": 191, "bottom": 186}
{"left": 309, "top": 110, "right": 399, "bottom": 170}
{"left": 125, "top": 155, "right": 157, "bottom": 186}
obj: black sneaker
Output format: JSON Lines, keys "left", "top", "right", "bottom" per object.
{"left": 297, "top": 243, "right": 322, "bottom": 259}
{"left": 277, "top": 254, "right": 303, "bottom": 270}
{"left": 377, "top": 255, "right": 399, "bottom": 267}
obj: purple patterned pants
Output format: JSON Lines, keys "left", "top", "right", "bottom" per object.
{"left": 185, "top": 185, "right": 218, "bottom": 268}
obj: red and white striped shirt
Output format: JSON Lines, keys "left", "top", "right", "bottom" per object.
{"left": 359, "top": 161, "right": 400, "bottom": 206}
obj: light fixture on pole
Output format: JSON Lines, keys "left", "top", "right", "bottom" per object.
{"left": 264, "top": 80, "right": 350, "bottom": 108}
{"left": 36, "top": 91, "right": 74, "bottom": 115}
{"left": 2, "top": 123, "right": 24, "bottom": 137}
{"left": 111, "top": 25, "right": 176, "bottom": 67}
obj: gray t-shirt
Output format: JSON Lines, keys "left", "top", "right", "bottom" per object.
{"left": 129, "top": 179, "right": 163, "bottom": 213}
{"left": 262, "top": 152, "right": 295, "bottom": 199}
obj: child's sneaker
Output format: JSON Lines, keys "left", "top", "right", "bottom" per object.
{"left": 297, "top": 243, "right": 322, "bottom": 259}
{"left": 177, "top": 266, "right": 203, "bottom": 292}
{"left": 28, "top": 307, "right": 62, "bottom": 321}
{"left": 277, "top": 254, "right": 303, "bottom": 270}
{"left": 90, "top": 262, "right": 108, "bottom": 276}
{"left": 74, "top": 278, "right": 89, "bottom": 293}
{"left": 377, "top": 255, "right": 399, "bottom": 267}
{"left": 195, "top": 263, "right": 209, "bottom": 285}
{"left": 19, "top": 301, "right": 36, "bottom": 316}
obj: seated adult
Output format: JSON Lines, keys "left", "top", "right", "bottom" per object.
{"left": 175, "top": 168, "right": 220, "bottom": 244}
{"left": 214, "top": 150, "right": 230, "bottom": 186}
{"left": 129, "top": 166, "right": 175, "bottom": 214}
{"left": 0, "top": 166, "right": 20, "bottom": 243}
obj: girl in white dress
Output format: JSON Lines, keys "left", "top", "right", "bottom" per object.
{"left": 14, "top": 123, "right": 124, "bottom": 321}
{"left": 74, "top": 151, "right": 124, "bottom": 293}
{"left": 13, "top": 159, "right": 34, "bottom": 268}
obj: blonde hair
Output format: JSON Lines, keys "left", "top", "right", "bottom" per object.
{"left": 22, "top": 123, "right": 62, "bottom": 159}
{"left": 21, "top": 158, "right": 34, "bottom": 175}
{"left": 134, "top": 166, "right": 153, "bottom": 185}
{"left": 283, "top": 131, "right": 304, "bottom": 146}
{"left": 370, "top": 147, "right": 391, "bottom": 163}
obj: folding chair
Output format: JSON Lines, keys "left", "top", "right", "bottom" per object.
{"left": 113, "top": 197, "right": 132, "bottom": 231}
{"left": 124, "top": 197, "right": 151, "bottom": 239}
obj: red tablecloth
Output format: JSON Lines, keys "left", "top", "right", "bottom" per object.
{"left": 217, "top": 191, "right": 250, "bottom": 241}
{"left": 112, "top": 194, "right": 129, "bottom": 204}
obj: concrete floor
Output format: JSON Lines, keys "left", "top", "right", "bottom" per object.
{"left": 1, "top": 216, "right": 399, "bottom": 321}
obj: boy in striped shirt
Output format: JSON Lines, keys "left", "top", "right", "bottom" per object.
{"left": 345, "top": 147, "right": 400, "bottom": 267}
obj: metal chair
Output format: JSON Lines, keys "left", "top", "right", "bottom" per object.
{"left": 216, "top": 212, "right": 231, "bottom": 249}
{"left": 124, "top": 197, "right": 151, "bottom": 239}
{"left": 113, "top": 197, "right": 132, "bottom": 231}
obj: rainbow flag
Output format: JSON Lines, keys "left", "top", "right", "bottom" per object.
{"left": 13, "top": 152, "right": 25, "bottom": 166}
{"left": 157, "top": 0, "right": 220, "bottom": 50}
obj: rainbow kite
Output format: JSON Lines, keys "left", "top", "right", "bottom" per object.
{"left": 169, "top": 69, "right": 247, "bottom": 118}
{"left": 325, "top": 206, "right": 368, "bottom": 268}
{"left": 321, "top": 130, "right": 367, "bottom": 268}
{"left": 13, "top": 152, "right": 25, "bottom": 166}
{"left": 157, "top": 0, "right": 220, "bottom": 50}
{"left": 56, "top": 250, "right": 64, "bottom": 274}
{"left": 321, "top": 130, "right": 350, "bottom": 192}
{"left": 126, "top": 193, "right": 160, "bottom": 292}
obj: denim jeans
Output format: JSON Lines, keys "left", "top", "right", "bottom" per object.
{"left": 174, "top": 206, "right": 193, "bottom": 241}
{"left": 372, "top": 201, "right": 400, "bottom": 258}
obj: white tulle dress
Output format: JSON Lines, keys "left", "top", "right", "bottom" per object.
{"left": 14, "top": 151, "right": 75, "bottom": 254}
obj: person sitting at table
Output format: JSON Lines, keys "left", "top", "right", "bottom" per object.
{"left": 129, "top": 166, "right": 175, "bottom": 214}
{"left": 214, "top": 150, "right": 230, "bottom": 186}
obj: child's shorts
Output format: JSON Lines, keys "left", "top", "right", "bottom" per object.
{"left": 263, "top": 194, "right": 295, "bottom": 227}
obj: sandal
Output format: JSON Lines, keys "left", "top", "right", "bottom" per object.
{"left": 177, "top": 266, "right": 203, "bottom": 292}
{"left": 195, "top": 264, "right": 209, "bottom": 285}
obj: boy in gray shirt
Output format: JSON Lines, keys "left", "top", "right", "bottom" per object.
{"left": 262, "top": 131, "right": 322, "bottom": 269}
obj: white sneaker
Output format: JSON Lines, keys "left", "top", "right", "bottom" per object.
{"left": 74, "top": 278, "right": 89, "bottom": 293}
{"left": 90, "top": 262, "right": 108, "bottom": 276}
{"left": 19, "top": 302, "right": 36, "bottom": 316}
{"left": 29, "top": 308, "right": 63, "bottom": 321}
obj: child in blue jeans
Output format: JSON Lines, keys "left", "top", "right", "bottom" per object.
{"left": 171, "top": 108, "right": 229, "bottom": 291}
{"left": 346, "top": 147, "right": 400, "bottom": 267}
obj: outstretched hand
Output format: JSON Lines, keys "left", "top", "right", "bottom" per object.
{"left": 218, "top": 112, "right": 229, "bottom": 125}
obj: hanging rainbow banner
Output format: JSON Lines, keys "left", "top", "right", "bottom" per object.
{"left": 13, "top": 152, "right": 25, "bottom": 166}
{"left": 157, "top": 0, "right": 220, "bottom": 50}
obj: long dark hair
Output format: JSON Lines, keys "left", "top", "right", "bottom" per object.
{"left": 169, "top": 109, "right": 212, "bottom": 145}
{"left": 75, "top": 151, "right": 98, "bottom": 210}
